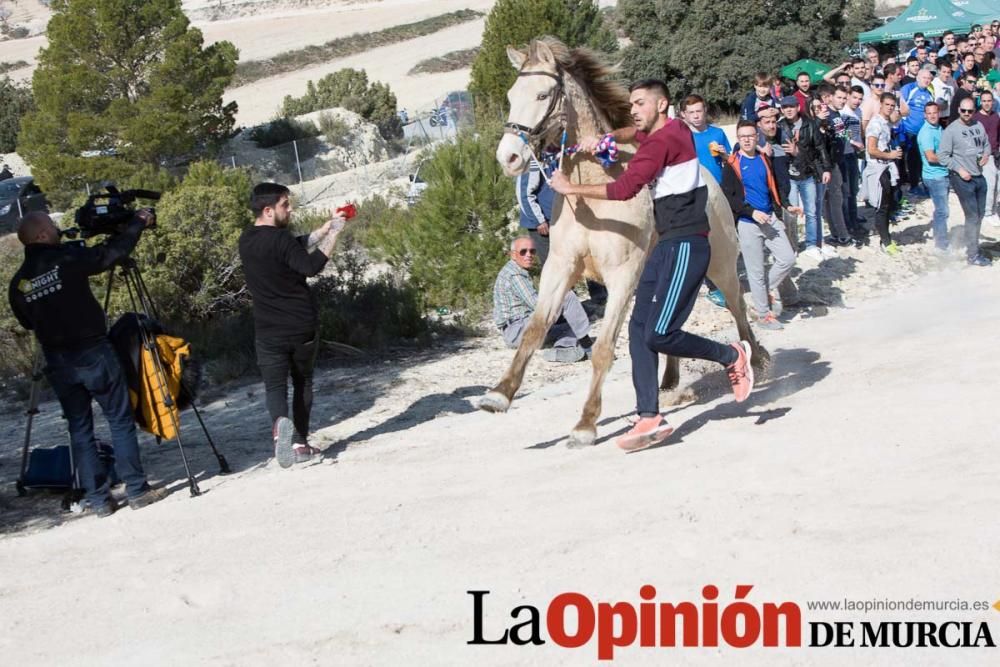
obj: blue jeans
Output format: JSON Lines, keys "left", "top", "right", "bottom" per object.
{"left": 925, "top": 177, "right": 950, "bottom": 249}
{"left": 949, "top": 174, "right": 987, "bottom": 258}
{"left": 43, "top": 339, "right": 148, "bottom": 507}
{"left": 790, "top": 177, "right": 819, "bottom": 248}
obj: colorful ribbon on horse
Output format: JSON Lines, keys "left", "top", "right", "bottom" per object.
{"left": 539, "top": 134, "right": 620, "bottom": 173}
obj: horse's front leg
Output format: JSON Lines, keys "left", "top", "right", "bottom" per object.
{"left": 479, "top": 255, "right": 582, "bottom": 413}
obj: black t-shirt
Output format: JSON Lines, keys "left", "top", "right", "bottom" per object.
{"left": 8, "top": 221, "right": 144, "bottom": 351}
{"left": 238, "top": 225, "right": 328, "bottom": 338}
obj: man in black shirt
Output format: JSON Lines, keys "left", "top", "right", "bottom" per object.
{"left": 239, "top": 183, "right": 345, "bottom": 468}
{"left": 8, "top": 210, "right": 166, "bottom": 517}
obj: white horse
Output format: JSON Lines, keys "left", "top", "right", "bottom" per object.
{"left": 478, "top": 37, "right": 765, "bottom": 447}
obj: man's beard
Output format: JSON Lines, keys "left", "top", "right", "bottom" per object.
{"left": 274, "top": 213, "right": 291, "bottom": 228}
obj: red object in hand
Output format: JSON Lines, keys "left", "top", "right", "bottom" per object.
{"left": 335, "top": 203, "right": 357, "bottom": 220}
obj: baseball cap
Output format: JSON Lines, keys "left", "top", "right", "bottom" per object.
{"left": 780, "top": 96, "right": 798, "bottom": 107}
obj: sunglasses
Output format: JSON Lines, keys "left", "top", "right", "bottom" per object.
{"left": 872, "top": 83, "right": 886, "bottom": 88}
{"left": 517, "top": 248, "right": 537, "bottom": 256}
{"left": 959, "top": 108, "right": 976, "bottom": 114}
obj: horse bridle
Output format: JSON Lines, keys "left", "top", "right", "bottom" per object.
{"left": 503, "top": 68, "right": 565, "bottom": 141}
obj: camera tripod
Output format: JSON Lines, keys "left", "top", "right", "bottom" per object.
{"left": 100, "top": 256, "right": 231, "bottom": 496}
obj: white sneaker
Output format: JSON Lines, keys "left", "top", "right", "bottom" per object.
{"left": 820, "top": 245, "right": 838, "bottom": 258}
{"left": 799, "top": 246, "right": 824, "bottom": 262}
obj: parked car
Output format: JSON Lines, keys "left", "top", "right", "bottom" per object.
{"left": 435, "top": 90, "right": 473, "bottom": 126}
{"left": 0, "top": 177, "right": 49, "bottom": 232}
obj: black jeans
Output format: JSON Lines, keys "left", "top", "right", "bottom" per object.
{"left": 255, "top": 331, "right": 319, "bottom": 438}
{"left": 44, "top": 339, "right": 148, "bottom": 506}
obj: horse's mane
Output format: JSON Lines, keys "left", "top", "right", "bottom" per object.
{"left": 530, "top": 36, "right": 632, "bottom": 131}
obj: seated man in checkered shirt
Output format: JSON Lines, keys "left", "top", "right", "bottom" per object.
{"left": 492, "top": 236, "right": 592, "bottom": 363}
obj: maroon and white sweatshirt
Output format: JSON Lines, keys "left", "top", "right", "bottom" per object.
{"left": 605, "top": 119, "right": 710, "bottom": 239}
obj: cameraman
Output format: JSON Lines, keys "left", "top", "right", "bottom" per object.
{"left": 8, "top": 210, "right": 166, "bottom": 517}
{"left": 240, "top": 183, "right": 346, "bottom": 469}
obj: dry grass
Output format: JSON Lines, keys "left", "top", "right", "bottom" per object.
{"left": 231, "top": 9, "right": 483, "bottom": 87}
{"left": 407, "top": 48, "right": 479, "bottom": 76}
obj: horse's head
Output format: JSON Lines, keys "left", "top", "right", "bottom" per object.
{"left": 496, "top": 39, "right": 565, "bottom": 177}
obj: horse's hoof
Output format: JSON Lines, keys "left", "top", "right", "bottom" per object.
{"left": 567, "top": 428, "right": 596, "bottom": 449}
{"left": 477, "top": 391, "right": 511, "bottom": 413}
{"left": 752, "top": 346, "right": 772, "bottom": 371}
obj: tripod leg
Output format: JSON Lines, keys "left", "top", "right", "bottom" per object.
{"left": 17, "top": 348, "right": 45, "bottom": 496}
{"left": 187, "top": 398, "right": 231, "bottom": 474}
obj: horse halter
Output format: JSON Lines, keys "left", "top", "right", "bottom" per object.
{"left": 503, "top": 69, "right": 565, "bottom": 141}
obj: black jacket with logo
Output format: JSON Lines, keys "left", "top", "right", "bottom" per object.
{"left": 778, "top": 116, "right": 832, "bottom": 180}
{"left": 8, "top": 220, "right": 144, "bottom": 351}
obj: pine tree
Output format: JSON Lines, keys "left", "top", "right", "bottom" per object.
{"left": 470, "top": 0, "right": 617, "bottom": 117}
{"left": 618, "top": 0, "right": 856, "bottom": 110}
{"left": 18, "top": 0, "right": 237, "bottom": 203}
{"left": 0, "top": 77, "right": 32, "bottom": 153}
{"left": 367, "top": 132, "right": 514, "bottom": 313}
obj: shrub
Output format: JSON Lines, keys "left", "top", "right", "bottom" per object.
{"left": 366, "top": 131, "right": 514, "bottom": 316}
{"left": 102, "top": 162, "right": 254, "bottom": 325}
{"left": 317, "top": 112, "right": 351, "bottom": 145}
{"left": 248, "top": 117, "right": 321, "bottom": 148}
{"left": 0, "top": 234, "right": 34, "bottom": 383}
{"left": 281, "top": 69, "right": 402, "bottom": 140}
{"left": 313, "top": 250, "right": 429, "bottom": 349}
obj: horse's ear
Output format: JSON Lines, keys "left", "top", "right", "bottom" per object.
{"left": 531, "top": 40, "right": 556, "bottom": 68}
{"left": 507, "top": 46, "right": 527, "bottom": 70}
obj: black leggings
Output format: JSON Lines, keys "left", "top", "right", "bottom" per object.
{"left": 255, "top": 331, "right": 319, "bottom": 437}
{"left": 874, "top": 170, "right": 897, "bottom": 245}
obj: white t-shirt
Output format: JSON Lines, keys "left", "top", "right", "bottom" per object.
{"left": 866, "top": 114, "right": 893, "bottom": 162}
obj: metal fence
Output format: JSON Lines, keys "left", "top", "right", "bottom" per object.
{"left": 218, "top": 102, "right": 475, "bottom": 207}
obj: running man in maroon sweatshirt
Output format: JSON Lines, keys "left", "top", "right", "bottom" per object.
{"left": 550, "top": 79, "right": 753, "bottom": 452}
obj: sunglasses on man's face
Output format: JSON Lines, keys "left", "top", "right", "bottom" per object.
{"left": 872, "top": 82, "right": 886, "bottom": 88}
{"left": 517, "top": 248, "right": 537, "bottom": 256}
{"left": 959, "top": 108, "right": 976, "bottom": 114}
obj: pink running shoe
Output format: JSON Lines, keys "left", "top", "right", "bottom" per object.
{"left": 616, "top": 415, "right": 675, "bottom": 452}
{"left": 727, "top": 341, "right": 754, "bottom": 403}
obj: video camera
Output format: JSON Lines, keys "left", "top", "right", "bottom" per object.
{"left": 74, "top": 185, "right": 161, "bottom": 238}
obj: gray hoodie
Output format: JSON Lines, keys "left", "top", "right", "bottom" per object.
{"left": 938, "top": 119, "right": 991, "bottom": 176}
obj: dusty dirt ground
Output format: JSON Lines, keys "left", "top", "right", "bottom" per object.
{"left": 1, "top": 204, "right": 999, "bottom": 665}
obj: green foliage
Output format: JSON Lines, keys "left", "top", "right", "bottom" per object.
{"left": 248, "top": 117, "right": 321, "bottom": 148}
{"left": 232, "top": 9, "right": 483, "bottom": 86}
{"left": 18, "top": 0, "right": 238, "bottom": 205}
{"left": 0, "top": 236, "right": 33, "bottom": 382}
{"left": 618, "top": 0, "right": 861, "bottom": 110}
{"left": 843, "top": 0, "right": 881, "bottom": 46}
{"left": 366, "top": 132, "right": 514, "bottom": 315}
{"left": 317, "top": 112, "right": 350, "bottom": 145}
{"left": 0, "top": 77, "right": 32, "bottom": 153}
{"left": 470, "top": 0, "right": 618, "bottom": 115}
{"left": 282, "top": 68, "right": 402, "bottom": 140}
{"left": 313, "top": 250, "right": 429, "bottom": 349}
{"left": 104, "top": 162, "right": 253, "bottom": 325}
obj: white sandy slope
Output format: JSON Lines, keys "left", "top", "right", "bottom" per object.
{"left": 0, "top": 0, "right": 496, "bottom": 124}
{"left": 226, "top": 17, "right": 486, "bottom": 126}
{"left": 1, "top": 229, "right": 999, "bottom": 664}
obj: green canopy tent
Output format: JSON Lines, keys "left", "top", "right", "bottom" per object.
{"left": 859, "top": 0, "right": 992, "bottom": 43}
{"left": 779, "top": 59, "right": 831, "bottom": 83}
{"left": 949, "top": 0, "right": 999, "bottom": 21}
